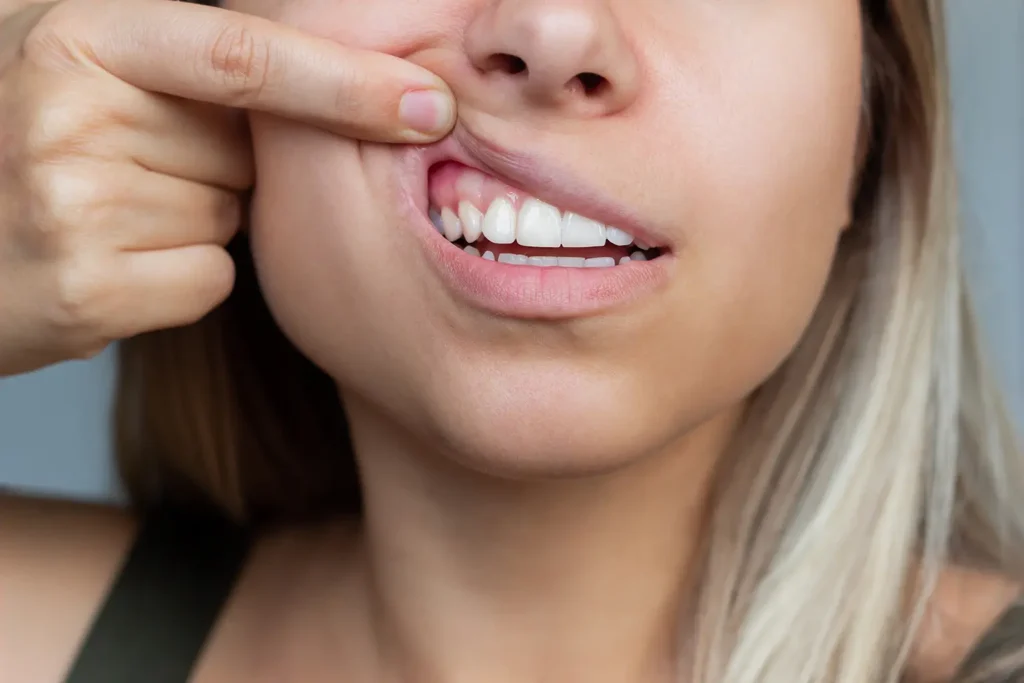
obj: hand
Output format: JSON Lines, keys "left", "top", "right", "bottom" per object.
{"left": 0, "top": 0, "right": 455, "bottom": 376}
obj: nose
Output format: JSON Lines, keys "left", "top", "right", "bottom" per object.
{"left": 465, "top": 0, "right": 641, "bottom": 116}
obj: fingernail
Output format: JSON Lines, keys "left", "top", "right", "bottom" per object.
{"left": 399, "top": 89, "right": 455, "bottom": 136}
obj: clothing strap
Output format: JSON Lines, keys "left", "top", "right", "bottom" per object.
{"left": 955, "top": 596, "right": 1024, "bottom": 683}
{"left": 63, "top": 508, "right": 252, "bottom": 683}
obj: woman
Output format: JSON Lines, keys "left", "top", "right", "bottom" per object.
{"left": 2, "top": 0, "right": 1022, "bottom": 682}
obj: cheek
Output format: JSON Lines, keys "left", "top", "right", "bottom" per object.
{"left": 632, "top": 4, "right": 863, "bottom": 413}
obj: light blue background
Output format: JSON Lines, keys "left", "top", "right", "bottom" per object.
{"left": 2, "top": 1, "right": 1022, "bottom": 503}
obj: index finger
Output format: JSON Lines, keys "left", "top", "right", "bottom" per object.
{"left": 78, "top": 0, "right": 456, "bottom": 142}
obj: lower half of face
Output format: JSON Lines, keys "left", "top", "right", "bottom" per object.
{"left": 241, "top": 0, "right": 864, "bottom": 477}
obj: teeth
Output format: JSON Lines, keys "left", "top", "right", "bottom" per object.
{"left": 431, "top": 198, "right": 655, "bottom": 252}
{"left": 465, "top": 249, "right": 642, "bottom": 268}
{"left": 630, "top": 251, "right": 647, "bottom": 261}
{"left": 429, "top": 207, "right": 444, "bottom": 233}
{"left": 483, "top": 198, "right": 516, "bottom": 244}
{"left": 441, "top": 207, "right": 462, "bottom": 241}
{"left": 605, "top": 227, "right": 634, "bottom": 246}
{"left": 561, "top": 213, "right": 606, "bottom": 247}
{"left": 498, "top": 253, "right": 528, "bottom": 265}
{"left": 517, "top": 199, "right": 562, "bottom": 248}
{"left": 459, "top": 201, "right": 483, "bottom": 243}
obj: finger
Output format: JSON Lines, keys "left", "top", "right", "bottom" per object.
{"left": 109, "top": 171, "right": 241, "bottom": 251}
{"left": 107, "top": 244, "right": 236, "bottom": 337}
{"left": 79, "top": 1, "right": 456, "bottom": 143}
{"left": 128, "top": 96, "right": 254, "bottom": 191}
{"left": 36, "top": 80, "right": 254, "bottom": 190}
{"left": 38, "top": 162, "right": 240, "bottom": 251}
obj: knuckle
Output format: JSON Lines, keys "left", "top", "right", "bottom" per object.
{"left": 24, "top": 97, "right": 96, "bottom": 164}
{"left": 50, "top": 254, "right": 108, "bottom": 336}
{"left": 204, "top": 23, "right": 273, "bottom": 105}
{"left": 27, "top": 165, "right": 104, "bottom": 251}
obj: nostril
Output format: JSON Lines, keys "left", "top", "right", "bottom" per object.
{"left": 575, "top": 72, "right": 608, "bottom": 96}
{"left": 484, "top": 53, "right": 529, "bottom": 76}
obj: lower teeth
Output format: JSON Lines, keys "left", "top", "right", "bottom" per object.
{"left": 466, "top": 247, "right": 650, "bottom": 268}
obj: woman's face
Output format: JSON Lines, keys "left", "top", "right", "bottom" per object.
{"left": 231, "top": 0, "right": 864, "bottom": 475}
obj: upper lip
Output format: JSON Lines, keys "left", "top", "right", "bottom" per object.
{"left": 418, "top": 124, "right": 673, "bottom": 250}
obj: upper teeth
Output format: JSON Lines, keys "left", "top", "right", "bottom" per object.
{"left": 430, "top": 197, "right": 646, "bottom": 249}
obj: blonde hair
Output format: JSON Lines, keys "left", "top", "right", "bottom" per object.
{"left": 114, "top": 0, "right": 1023, "bottom": 680}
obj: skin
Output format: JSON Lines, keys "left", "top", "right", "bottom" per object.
{"left": 1, "top": 1, "right": 1016, "bottom": 682}
{"left": 0, "top": 0, "right": 454, "bottom": 376}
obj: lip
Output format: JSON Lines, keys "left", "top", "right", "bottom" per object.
{"left": 394, "top": 125, "right": 675, "bottom": 319}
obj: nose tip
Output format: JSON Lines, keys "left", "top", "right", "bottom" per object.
{"left": 466, "top": 0, "right": 640, "bottom": 114}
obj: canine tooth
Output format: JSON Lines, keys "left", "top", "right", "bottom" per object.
{"left": 584, "top": 257, "right": 617, "bottom": 268}
{"left": 429, "top": 207, "right": 444, "bottom": 232}
{"left": 464, "top": 245, "right": 480, "bottom": 256}
{"left": 636, "top": 239, "right": 651, "bottom": 250}
{"left": 482, "top": 198, "right": 516, "bottom": 244}
{"left": 630, "top": 251, "right": 647, "bottom": 261}
{"left": 619, "top": 257, "right": 631, "bottom": 265}
{"left": 527, "top": 256, "right": 559, "bottom": 267}
{"left": 517, "top": 199, "right": 562, "bottom": 247}
{"left": 483, "top": 250, "right": 496, "bottom": 261}
{"left": 561, "top": 213, "right": 606, "bottom": 247}
{"left": 605, "top": 227, "right": 634, "bottom": 246}
{"left": 557, "top": 257, "right": 586, "bottom": 268}
{"left": 441, "top": 207, "right": 462, "bottom": 241}
{"left": 459, "top": 201, "right": 483, "bottom": 243}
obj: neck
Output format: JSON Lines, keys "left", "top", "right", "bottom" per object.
{"left": 343, "top": 397, "right": 739, "bottom": 683}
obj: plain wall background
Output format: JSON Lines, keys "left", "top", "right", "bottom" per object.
{"left": 2, "top": 2, "right": 1022, "bottom": 503}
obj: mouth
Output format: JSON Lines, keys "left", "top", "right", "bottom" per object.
{"left": 427, "top": 161, "right": 664, "bottom": 268}
{"left": 397, "top": 128, "right": 674, "bottom": 319}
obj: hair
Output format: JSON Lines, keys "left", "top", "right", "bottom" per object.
{"left": 114, "top": 0, "right": 1023, "bottom": 681}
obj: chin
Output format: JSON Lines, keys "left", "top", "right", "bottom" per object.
{"left": 405, "top": 365, "right": 690, "bottom": 480}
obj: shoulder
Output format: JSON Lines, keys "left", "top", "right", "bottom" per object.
{"left": 908, "top": 564, "right": 1024, "bottom": 683}
{"left": 0, "top": 492, "right": 139, "bottom": 683}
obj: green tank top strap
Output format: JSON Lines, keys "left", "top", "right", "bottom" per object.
{"left": 63, "top": 508, "right": 252, "bottom": 683}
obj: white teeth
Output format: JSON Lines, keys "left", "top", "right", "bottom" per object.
{"left": 465, "top": 249, "right": 642, "bottom": 268}
{"left": 605, "top": 227, "right": 634, "bottom": 246}
{"left": 483, "top": 198, "right": 516, "bottom": 244}
{"left": 635, "top": 239, "right": 650, "bottom": 250}
{"left": 561, "top": 212, "right": 606, "bottom": 247}
{"left": 630, "top": 251, "right": 647, "bottom": 261}
{"left": 429, "top": 207, "right": 444, "bottom": 233}
{"left": 517, "top": 199, "right": 562, "bottom": 248}
{"left": 441, "top": 207, "right": 462, "bottom": 242}
{"left": 498, "top": 253, "right": 528, "bottom": 265}
{"left": 459, "top": 200, "right": 483, "bottom": 243}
